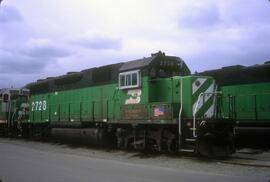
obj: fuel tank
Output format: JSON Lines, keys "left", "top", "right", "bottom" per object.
{"left": 50, "top": 128, "right": 116, "bottom": 147}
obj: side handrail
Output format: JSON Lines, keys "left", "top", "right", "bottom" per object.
{"left": 178, "top": 78, "right": 183, "bottom": 150}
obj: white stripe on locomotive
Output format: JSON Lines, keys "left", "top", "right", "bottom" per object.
{"left": 192, "top": 81, "right": 215, "bottom": 115}
{"left": 192, "top": 78, "right": 207, "bottom": 95}
{"left": 204, "top": 104, "right": 214, "bottom": 118}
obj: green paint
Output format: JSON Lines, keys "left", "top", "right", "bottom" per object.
{"left": 28, "top": 75, "right": 215, "bottom": 124}
{"left": 221, "top": 82, "right": 270, "bottom": 122}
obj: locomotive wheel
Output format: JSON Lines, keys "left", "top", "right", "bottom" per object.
{"left": 196, "top": 132, "right": 234, "bottom": 158}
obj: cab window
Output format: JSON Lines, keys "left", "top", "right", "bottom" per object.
{"left": 120, "top": 75, "right": 125, "bottom": 87}
{"left": 119, "top": 70, "right": 140, "bottom": 89}
{"left": 132, "top": 73, "right": 138, "bottom": 85}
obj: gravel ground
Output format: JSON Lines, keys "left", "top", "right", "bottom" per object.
{"left": 0, "top": 138, "right": 269, "bottom": 181}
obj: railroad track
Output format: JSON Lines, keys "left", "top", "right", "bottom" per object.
{"left": 179, "top": 151, "right": 270, "bottom": 168}
{"left": 123, "top": 148, "right": 270, "bottom": 168}
{"left": 217, "top": 153, "right": 270, "bottom": 168}
{"left": 2, "top": 137, "right": 270, "bottom": 168}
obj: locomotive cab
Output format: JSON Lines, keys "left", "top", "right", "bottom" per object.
{"left": 0, "top": 88, "right": 29, "bottom": 136}
{"left": 117, "top": 52, "right": 235, "bottom": 157}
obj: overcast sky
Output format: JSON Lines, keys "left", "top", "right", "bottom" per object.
{"left": 0, "top": 0, "right": 270, "bottom": 88}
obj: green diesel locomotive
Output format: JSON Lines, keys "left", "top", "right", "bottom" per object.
{"left": 0, "top": 88, "right": 29, "bottom": 135}
{"left": 1, "top": 52, "right": 235, "bottom": 157}
{"left": 198, "top": 62, "right": 270, "bottom": 148}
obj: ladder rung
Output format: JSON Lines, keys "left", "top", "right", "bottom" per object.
{"left": 180, "top": 149, "right": 194, "bottom": 153}
{"left": 185, "top": 138, "right": 196, "bottom": 142}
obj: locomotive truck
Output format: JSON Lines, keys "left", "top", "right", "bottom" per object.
{"left": 0, "top": 52, "right": 235, "bottom": 157}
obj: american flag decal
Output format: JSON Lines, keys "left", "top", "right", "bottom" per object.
{"left": 154, "top": 105, "right": 165, "bottom": 117}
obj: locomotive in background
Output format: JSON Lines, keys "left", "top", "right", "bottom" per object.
{"left": 1, "top": 52, "right": 241, "bottom": 157}
{"left": 198, "top": 62, "right": 270, "bottom": 148}
{"left": 0, "top": 88, "right": 29, "bottom": 136}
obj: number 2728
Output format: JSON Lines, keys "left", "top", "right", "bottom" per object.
{"left": 31, "top": 100, "right": 47, "bottom": 111}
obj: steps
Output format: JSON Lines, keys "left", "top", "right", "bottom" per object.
{"left": 185, "top": 138, "right": 195, "bottom": 142}
{"left": 179, "top": 120, "right": 197, "bottom": 153}
{"left": 181, "top": 128, "right": 196, "bottom": 153}
{"left": 180, "top": 148, "right": 194, "bottom": 153}
{"left": 179, "top": 137, "right": 196, "bottom": 153}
